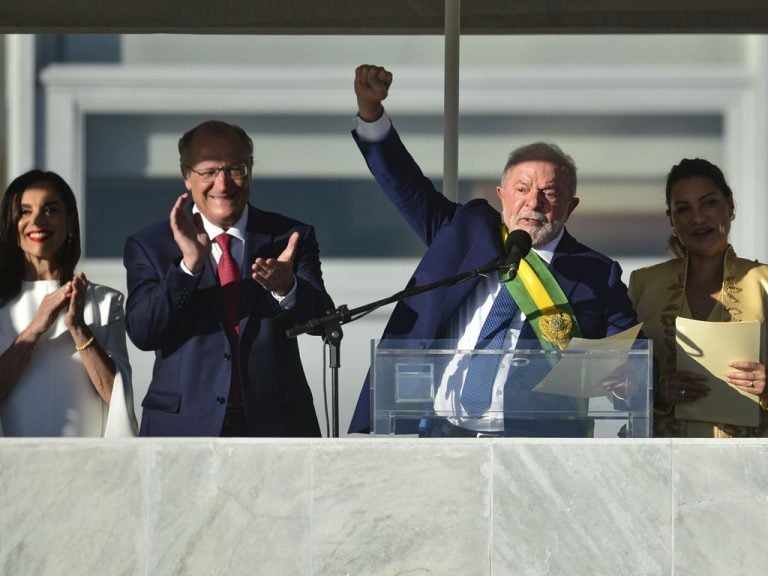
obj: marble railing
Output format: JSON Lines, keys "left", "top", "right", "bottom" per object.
{"left": 1, "top": 438, "right": 766, "bottom": 576}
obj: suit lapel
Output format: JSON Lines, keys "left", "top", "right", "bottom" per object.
{"left": 436, "top": 214, "right": 505, "bottom": 331}
{"left": 239, "top": 206, "right": 274, "bottom": 330}
{"left": 548, "top": 229, "right": 581, "bottom": 300}
{"left": 242, "top": 205, "right": 273, "bottom": 268}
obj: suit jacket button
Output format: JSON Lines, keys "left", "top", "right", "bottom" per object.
{"left": 216, "top": 396, "right": 226, "bottom": 405}
{"left": 224, "top": 352, "right": 232, "bottom": 361}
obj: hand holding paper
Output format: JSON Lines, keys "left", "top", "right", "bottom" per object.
{"left": 675, "top": 317, "right": 762, "bottom": 427}
{"left": 726, "top": 359, "right": 767, "bottom": 396}
{"left": 534, "top": 323, "right": 644, "bottom": 398}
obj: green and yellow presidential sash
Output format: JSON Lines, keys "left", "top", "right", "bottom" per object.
{"left": 501, "top": 228, "right": 581, "bottom": 350}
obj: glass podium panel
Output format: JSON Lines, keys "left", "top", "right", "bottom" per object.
{"left": 371, "top": 339, "right": 652, "bottom": 437}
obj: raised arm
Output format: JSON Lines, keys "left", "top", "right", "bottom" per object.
{"left": 352, "top": 64, "right": 458, "bottom": 246}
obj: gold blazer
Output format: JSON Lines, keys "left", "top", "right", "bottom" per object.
{"left": 628, "top": 246, "right": 768, "bottom": 437}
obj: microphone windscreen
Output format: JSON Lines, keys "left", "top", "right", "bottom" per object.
{"left": 505, "top": 229, "right": 532, "bottom": 257}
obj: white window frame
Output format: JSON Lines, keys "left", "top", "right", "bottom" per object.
{"left": 37, "top": 43, "right": 768, "bottom": 262}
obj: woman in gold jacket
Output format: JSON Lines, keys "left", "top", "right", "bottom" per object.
{"left": 629, "top": 158, "right": 768, "bottom": 437}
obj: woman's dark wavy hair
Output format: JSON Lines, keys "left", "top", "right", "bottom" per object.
{"left": 665, "top": 158, "right": 733, "bottom": 210}
{"left": 0, "top": 170, "right": 81, "bottom": 305}
{"left": 664, "top": 158, "right": 734, "bottom": 258}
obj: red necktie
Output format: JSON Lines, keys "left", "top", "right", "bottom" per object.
{"left": 215, "top": 234, "right": 243, "bottom": 406}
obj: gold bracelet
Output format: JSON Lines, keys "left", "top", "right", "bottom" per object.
{"left": 75, "top": 335, "right": 95, "bottom": 352}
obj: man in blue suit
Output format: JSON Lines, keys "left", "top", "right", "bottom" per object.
{"left": 124, "top": 120, "right": 333, "bottom": 436}
{"left": 348, "top": 65, "right": 639, "bottom": 436}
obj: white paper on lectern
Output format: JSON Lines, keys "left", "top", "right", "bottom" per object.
{"left": 675, "top": 317, "right": 761, "bottom": 426}
{"left": 533, "top": 323, "right": 644, "bottom": 398}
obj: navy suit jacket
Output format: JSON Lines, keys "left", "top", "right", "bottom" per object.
{"left": 348, "top": 126, "right": 639, "bottom": 433}
{"left": 124, "top": 204, "right": 333, "bottom": 437}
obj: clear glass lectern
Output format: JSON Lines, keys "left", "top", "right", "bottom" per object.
{"left": 371, "top": 339, "right": 652, "bottom": 437}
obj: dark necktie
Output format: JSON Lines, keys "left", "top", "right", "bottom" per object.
{"left": 460, "top": 285, "right": 519, "bottom": 417}
{"left": 215, "top": 234, "right": 243, "bottom": 406}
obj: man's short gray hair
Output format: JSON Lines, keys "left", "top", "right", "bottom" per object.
{"left": 501, "top": 142, "right": 577, "bottom": 197}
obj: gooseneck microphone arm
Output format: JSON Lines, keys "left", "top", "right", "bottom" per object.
{"left": 286, "top": 256, "right": 507, "bottom": 339}
{"left": 287, "top": 229, "right": 533, "bottom": 339}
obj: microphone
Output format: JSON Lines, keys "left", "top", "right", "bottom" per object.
{"left": 503, "top": 229, "right": 532, "bottom": 276}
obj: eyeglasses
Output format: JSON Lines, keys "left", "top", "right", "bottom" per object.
{"left": 184, "top": 163, "right": 249, "bottom": 182}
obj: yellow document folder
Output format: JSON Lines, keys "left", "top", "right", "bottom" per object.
{"left": 675, "top": 318, "right": 761, "bottom": 427}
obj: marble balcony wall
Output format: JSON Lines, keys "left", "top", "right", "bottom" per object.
{"left": 2, "top": 438, "right": 767, "bottom": 576}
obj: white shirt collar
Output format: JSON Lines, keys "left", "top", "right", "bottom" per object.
{"left": 530, "top": 228, "right": 565, "bottom": 264}
{"left": 192, "top": 204, "right": 248, "bottom": 244}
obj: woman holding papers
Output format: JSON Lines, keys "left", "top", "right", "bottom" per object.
{"left": 629, "top": 159, "right": 768, "bottom": 437}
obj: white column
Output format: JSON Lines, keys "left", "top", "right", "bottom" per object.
{"left": 4, "top": 35, "right": 36, "bottom": 185}
{"left": 730, "top": 35, "right": 768, "bottom": 263}
{"left": 746, "top": 35, "right": 768, "bottom": 264}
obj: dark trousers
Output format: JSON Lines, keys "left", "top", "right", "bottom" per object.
{"left": 221, "top": 405, "right": 248, "bottom": 437}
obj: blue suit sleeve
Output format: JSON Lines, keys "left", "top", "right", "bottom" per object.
{"left": 352, "top": 125, "right": 459, "bottom": 247}
{"left": 123, "top": 233, "right": 202, "bottom": 351}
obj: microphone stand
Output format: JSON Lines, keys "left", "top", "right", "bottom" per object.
{"left": 321, "top": 320, "right": 342, "bottom": 438}
{"left": 287, "top": 256, "right": 511, "bottom": 438}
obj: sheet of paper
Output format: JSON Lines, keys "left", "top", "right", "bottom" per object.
{"left": 533, "top": 323, "right": 644, "bottom": 398}
{"left": 674, "top": 317, "right": 761, "bottom": 426}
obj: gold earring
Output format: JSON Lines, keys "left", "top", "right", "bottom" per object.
{"left": 730, "top": 213, "right": 735, "bottom": 221}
